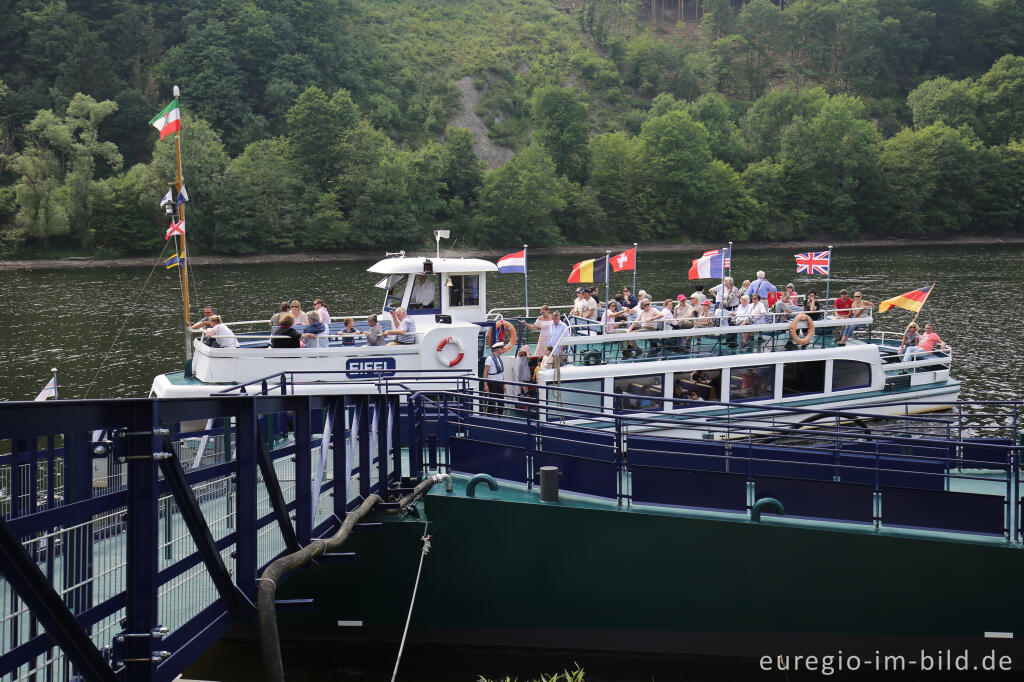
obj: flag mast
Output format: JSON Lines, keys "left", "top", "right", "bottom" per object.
{"left": 824, "top": 244, "right": 833, "bottom": 309}
{"left": 632, "top": 242, "right": 638, "bottom": 294}
{"left": 523, "top": 243, "right": 529, "bottom": 315}
{"left": 172, "top": 85, "right": 192, "bottom": 365}
{"left": 910, "top": 281, "right": 936, "bottom": 326}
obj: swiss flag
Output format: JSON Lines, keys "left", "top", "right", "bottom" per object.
{"left": 610, "top": 247, "right": 635, "bottom": 272}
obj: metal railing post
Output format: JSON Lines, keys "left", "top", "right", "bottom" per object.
{"left": 234, "top": 398, "right": 259, "bottom": 605}
{"left": 123, "top": 402, "right": 160, "bottom": 682}
{"left": 331, "top": 397, "right": 348, "bottom": 520}
{"left": 375, "top": 396, "right": 388, "bottom": 494}
{"left": 356, "top": 396, "right": 371, "bottom": 499}
{"left": 293, "top": 396, "right": 312, "bottom": 545}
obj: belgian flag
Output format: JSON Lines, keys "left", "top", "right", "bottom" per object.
{"left": 567, "top": 255, "right": 609, "bottom": 284}
{"left": 878, "top": 284, "right": 934, "bottom": 313}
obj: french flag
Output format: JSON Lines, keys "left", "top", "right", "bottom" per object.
{"left": 687, "top": 249, "right": 726, "bottom": 280}
{"left": 497, "top": 249, "right": 526, "bottom": 274}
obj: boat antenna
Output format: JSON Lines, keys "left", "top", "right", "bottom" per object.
{"left": 433, "top": 230, "right": 450, "bottom": 259}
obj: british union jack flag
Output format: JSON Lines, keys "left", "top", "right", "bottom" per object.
{"left": 795, "top": 250, "right": 831, "bottom": 275}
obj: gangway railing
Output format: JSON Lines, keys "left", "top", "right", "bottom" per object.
{"left": 0, "top": 389, "right": 423, "bottom": 682}
{"left": 1, "top": 380, "right": 1020, "bottom": 681}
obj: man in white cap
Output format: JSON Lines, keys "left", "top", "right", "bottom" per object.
{"left": 482, "top": 341, "right": 507, "bottom": 414}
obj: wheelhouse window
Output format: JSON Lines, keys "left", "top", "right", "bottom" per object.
{"left": 545, "top": 378, "right": 604, "bottom": 421}
{"left": 782, "top": 361, "right": 826, "bottom": 396}
{"left": 409, "top": 274, "right": 439, "bottom": 309}
{"left": 379, "top": 274, "right": 408, "bottom": 310}
{"left": 729, "top": 364, "right": 775, "bottom": 401}
{"left": 448, "top": 275, "right": 480, "bottom": 307}
{"left": 614, "top": 374, "right": 664, "bottom": 412}
{"left": 833, "top": 360, "right": 872, "bottom": 391}
{"left": 672, "top": 369, "right": 721, "bottom": 406}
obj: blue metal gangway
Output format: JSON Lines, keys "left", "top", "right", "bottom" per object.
{"left": 1, "top": 377, "right": 1022, "bottom": 681}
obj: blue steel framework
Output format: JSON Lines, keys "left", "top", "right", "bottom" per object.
{"left": 0, "top": 393, "right": 414, "bottom": 682}
{"left": 0, "top": 383, "right": 1022, "bottom": 681}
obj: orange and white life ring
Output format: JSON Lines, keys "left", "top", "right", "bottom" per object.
{"left": 484, "top": 319, "right": 518, "bottom": 355}
{"left": 436, "top": 336, "right": 465, "bottom": 367}
{"left": 789, "top": 313, "right": 815, "bottom": 346}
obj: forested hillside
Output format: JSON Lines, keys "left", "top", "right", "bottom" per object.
{"left": 1, "top": 0, "right": 1022, "bottom": 257}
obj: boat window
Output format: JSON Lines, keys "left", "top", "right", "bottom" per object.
{"left": 782, "top": 361, "right": 826, "bottom": 396}
{"left": 545, "top": 379, "right": 603, "bottom": 420}
{"left": 672, "top": 369, "right": 721, "bottom": 406}
{"left": 382, "top": 274, "right": 408, "bottom": 310}
{"left": 833, "top": 359, "right": 872, "bottom": 391}
{"left": 729, "top": 364, "right": 775, "bottom": 402}
{"left": 408, "top": 274, "right": 439, "bottom": 310}
{"left": 613, "top": 374, "right": 663, "bottom": 412}
{"left": 448, "top": 275, "right": 480, "bottom": 307}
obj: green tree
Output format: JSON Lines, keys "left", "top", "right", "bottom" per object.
{"left": 972, "top": 55, "right": 1024, "bottom": 145}
{"left": 12, "top": 94, "right": 122, "bottom": 248}
{"left": 286, "top": 87, "right": 362, "bottom": 187}
{"left": 474, "top": 143, "right": 566, "bottom": 247}
{"left": 212, "top": 137, "right": 306, "bottom": 253}
{"left": 880, "top": 123, "right": 982, "bottom": 235}
{"left": 906, "top": 77, "right": 981, "bottom": 135}
{"left": 531, "top": 86, "right": 590, "bottom": 182}
{"left": 688, "top": 94, "right": 748, "bottom": 169}
{"left": 741, "top": 87, "right": 828, "bottom": 161}
{"left": 778, "top": 94, "right": 884, "bottom": 235}
{"left": 588, "top": 132, "right": 651, "bottom": 241}
{"left": 638, "top": 110, "right": 713, "bottom": 237}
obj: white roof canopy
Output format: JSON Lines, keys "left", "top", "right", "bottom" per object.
{"left": 367, "top": 256, "right": 497, "bottom": 275}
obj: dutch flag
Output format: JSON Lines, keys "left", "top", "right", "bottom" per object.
{"left": 497, "top": 250, "right": 526, "bottom": 274}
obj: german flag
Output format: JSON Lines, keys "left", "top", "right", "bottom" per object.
{"left": 567, "top": 255, "right": 609, "bottom": 284}
{"left": 878, "top": 284, "right": 934, "bottom": 313}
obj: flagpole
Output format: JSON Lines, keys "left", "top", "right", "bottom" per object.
{"left": 523, "top": 243, "right": 529, "bottom": 316}
{"left": 824, "top": 244, "right": 833, "bottom": 310}
{"left": 173, "top": 85, "right": 192, "bottom": 366}
{"left": 51, "top": 368, "right": 58, "bottom": 400}
{"left": 910, "top": 281, "right": 936, "bottom": 326}
{"left": 632, "top": 242, "right": 638, "bottom": 294}
{"left": 605, "top": 250, "right": 611, "bottom": 306}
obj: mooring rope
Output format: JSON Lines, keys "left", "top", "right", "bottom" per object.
{"left": 390, "top": 530, "right": 432, "bottom": 682}
{"left": 83, "top": 243, "right": 170, "bottom": 398}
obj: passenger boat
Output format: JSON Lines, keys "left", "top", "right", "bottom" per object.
{"left": 151, "top": 254, "right": 495, "bottom": 397}
{"left": 152, "top": 253, "right": 958, "bottom": 427}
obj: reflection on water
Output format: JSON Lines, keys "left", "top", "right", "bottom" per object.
{"left": 0, "top": 244, "right": 1021, "bottom": 401}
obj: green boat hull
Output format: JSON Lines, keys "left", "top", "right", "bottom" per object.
{"left": 276, "top": 482, "right": 1024, "bottom": 661}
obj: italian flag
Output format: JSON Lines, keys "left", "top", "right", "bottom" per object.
{"left": 149, "top": 99, "right": 181, "bottom": 139}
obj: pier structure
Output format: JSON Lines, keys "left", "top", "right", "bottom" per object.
{"left": 1, "top": 375, "right": 1023, "bottom": 680}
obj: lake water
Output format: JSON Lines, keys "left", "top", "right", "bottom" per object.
{"left": 1, "top": 244, "right": 1020, "bottom": 402}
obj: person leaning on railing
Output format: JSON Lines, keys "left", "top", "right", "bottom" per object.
{"left": 202, "top": 315, "right": 237, "bottom": 348}
{"left": 384, "top": 306, "right": 417, "bottom": 345}
{"left": 270, "top": 314, "right": 301, "bottom": 348}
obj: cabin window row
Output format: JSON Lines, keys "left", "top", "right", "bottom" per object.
{"left": 550, "top": 360, "right": 872, "bottom": 414}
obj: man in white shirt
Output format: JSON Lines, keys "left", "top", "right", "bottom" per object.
{"left": 410, "top": 274, "right": 436, "bottom": 308}
{"left": 483, "top": 341, "right": 506, "bottom": 414}
{"left": 576, "top": 289, "right": 597, "bottom": 319}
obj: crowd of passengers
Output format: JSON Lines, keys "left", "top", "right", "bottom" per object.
{"left": 189, "top": 268, "right": 947, "bottom": 363}
{"left": 545, "top": 271, "right": 946, "bottom": 358}
{"left": 188, "top": 298, "right": 419, "bottom": 349}
{"left": 549, "top": 271, "right": 873, "bottom": 346}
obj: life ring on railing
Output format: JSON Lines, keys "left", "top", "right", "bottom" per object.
{"left": 789, "top": 313, "right": 815, "bottom": 346}
{"left": 484, "top": 319, "right": 518, "bottom": 355}
{"left": 436, "top": 336, "right": 465, "bottom": 367}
